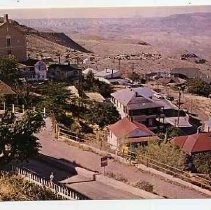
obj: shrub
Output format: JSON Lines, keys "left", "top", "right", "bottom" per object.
{"left": 0, "top": 173, "right": 58, "bottom": 201}
{"left": 134, "top": 181, "right": 154, "bottom": 192}
{"left": 186, "top": 79, "right": 211, "bottom": 97}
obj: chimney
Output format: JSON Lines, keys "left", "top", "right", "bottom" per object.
{"left": 4, "top": 14, "right": 9, "bottom": 23}
{"left": 111, "top": 69, "right": 114, "bottom": 78}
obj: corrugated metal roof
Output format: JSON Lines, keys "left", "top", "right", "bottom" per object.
{"left": 95, "top": 69, "right": 120, "bottom": 77}
{"left": 111, "top": 87, "right": 161, "bottom": 108}
{"left": 108, "top": 117, "right": 155, "bottom": 140}
{"left": 171, "top": 132, "right": 211, "bottom": 154}
{"left": 164, "top": 116, "right": 192, "bottom": 128}
{"left": 111, "top": 87, "right": 177, "bottom": 110}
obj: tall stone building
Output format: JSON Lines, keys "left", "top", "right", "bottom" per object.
{"left": 0, "top": 14, "right": 27, "bottom": 62}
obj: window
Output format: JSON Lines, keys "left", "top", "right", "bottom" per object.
{"left": 6, "top": 37, "right": 11, "bottom": 47}
{"left": 148, "top": 118, "right": 154, "bottom": 127}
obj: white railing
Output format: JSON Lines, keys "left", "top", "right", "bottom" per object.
{"left": 12, "top": 166, "right": 89, "bottom": 200}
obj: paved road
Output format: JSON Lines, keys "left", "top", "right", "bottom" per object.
{"left": 36, "top": 118, "right": 210, "bottom": 199}
{"left": 21, "top": 159, "right": 141, "bottom": 199}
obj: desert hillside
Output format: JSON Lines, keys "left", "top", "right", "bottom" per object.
{"left": 16, "top": 13, "right": 211, "bottom": 77}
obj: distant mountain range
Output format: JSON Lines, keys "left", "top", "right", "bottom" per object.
{"left": 17, "top": 12, "right": 211, "bottom": 61}
{"left": 18, "top": 12, "right": 211, "bottom": 36}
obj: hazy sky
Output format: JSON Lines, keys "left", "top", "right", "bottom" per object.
{"left": 0, "top": 0, "right": 210, "bottom": 9}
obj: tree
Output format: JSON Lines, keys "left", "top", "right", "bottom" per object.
{"left": 136, "top": 141, "right": 186, "bottom": 169}
{"left": 0, "top": 111, "right": 45, "bottom": 167}
{"left": 192, "top": 152, "right": 211, "bottom": 174}
{"left": 0, "top": 56, "right": 20, "bottom": 85}
{"left": 74, "top": 74, "right": 113, "bottom": 98}
{"left": 186, "top": 79, "right": 211, "bottom": 97}
{"left": 128, "top": 71, "right": 141, "bottom": 82}
{"left": 86, "top": 103, "right": 120, "bottom": 128}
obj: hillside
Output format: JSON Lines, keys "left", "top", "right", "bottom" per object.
{"left": 0, "top": 17, "right": 90, "bottom": 54}
{"left": 18, "top": 13, "right": 211, "bottom": 61}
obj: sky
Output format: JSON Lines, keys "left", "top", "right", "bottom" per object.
{"left": 0, "top": 0, "right": 211, "bottom": 9}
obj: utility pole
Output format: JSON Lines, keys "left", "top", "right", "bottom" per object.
{"left": 177, "top": 87, "right": 181, "bottom": 127}
{"left": 118, "top": 58, "right": 121, "bottom": 71}
{"left": 131, "top": 63, "right": 135, "bottom": 72}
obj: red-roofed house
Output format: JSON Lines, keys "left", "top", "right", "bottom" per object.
{"left": 108, "top": 117, "right": 157, "bottom": 151}
{"left": 171, "top": 132, "right": 211, "bottom": 155}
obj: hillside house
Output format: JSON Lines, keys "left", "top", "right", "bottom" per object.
{"left": 111, "top": 88, "right": 164, "bottom": 130}
{"left": 131, "top": 87, "right": 193, "bottom": 131}
{"left": 108, "top": 117, "right": 156, "bottom": 151}
{"left": 48, "top": 63, "right": 81, "bottom": 81}
{"left": 0, "top": 14, "right": 27, "bottom": 62}
{"left": 19, "top": 59, "right": 47, "bottom": 81}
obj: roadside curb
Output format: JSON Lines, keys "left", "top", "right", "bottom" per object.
{"left": 95, "top": 174, "right": 163, "bottom": 199}
{"left": 136, "top": 164, "right": 211, "bottom": 197}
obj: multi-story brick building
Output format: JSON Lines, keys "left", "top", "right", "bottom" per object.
{"left": 0, "top": 14, "right": 27, "bottom": 62}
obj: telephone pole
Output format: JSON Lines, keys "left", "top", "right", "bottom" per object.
{"left": 177, "top": 87, "right": 181, "bottom": 127}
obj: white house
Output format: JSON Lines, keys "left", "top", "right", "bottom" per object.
{"left": 108, "top": 117, "right": 156, "bottom": 151}
{"left": 19, "top": 59, "right": 48, "bottom": 82}
{"left": 34, "top": 60, "right": 47, "bottom": 81}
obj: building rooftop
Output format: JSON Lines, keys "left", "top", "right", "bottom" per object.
{"left": 132, "top": 87, "right": 178, "bottom": 110}
{"left": 0, "top": 81, "right": 16, "bottom": 96}
{"left": 111, "top": 87, "right": 163, "bottom": 109}
{"left": 49, "top": 63, "right": 81, "bottom": 71}
{"left": 95, "top": 69, "right": 120, "bottom": 78}
{"left": 108, "top": 117, "right": 155, "bottom": 143}
{"left": 171, "top": 132, "right": 211, "bottom": 154}
{"left": 163, "top": 116, "right": 192, "bottom": 128}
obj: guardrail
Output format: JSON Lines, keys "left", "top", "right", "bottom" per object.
{"left": 135, "top": 153, "right": 211, "bottom": 191}
{"left": 12, "top": 166, "right": 90, "bottom": 200}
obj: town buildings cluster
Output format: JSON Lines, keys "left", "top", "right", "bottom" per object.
{"left": 1, "top": 14, "right": 211, "bottom": 167}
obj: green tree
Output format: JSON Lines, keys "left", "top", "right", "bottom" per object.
{"left": 0, "top": 111, "right": 45, "bottom": 167}
{"left": 193, "top": 152, "right": 211, "bottom": 174}
{"left": 137, "top": 141, "right": 186, "bottom": 169}
{"left": 86, "top": 103, "right": 120, "bottom": 128}
{"left": 0, "top": 56, "right": 20, "bottom": 85}
{"left": 186, "top": 79, "right": 211, "bottom": 97}
{"left": 74, "top": 74, "right": 113, "bottom": 98}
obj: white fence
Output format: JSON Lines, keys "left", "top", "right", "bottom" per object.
{"left": 12, "top": 166, "right": 90, "bottom": 200}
